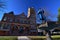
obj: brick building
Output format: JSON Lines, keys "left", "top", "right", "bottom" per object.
{"left": 0, "top": 7, "right": 38, "bottom": 36}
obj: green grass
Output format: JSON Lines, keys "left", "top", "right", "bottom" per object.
{"left": 0, "top": 35, "right": 60, "bottom": 40}
{"left": 28, "top": 35, "right": 60, "bottom": 40}
{"left": 0, "top": 36, "right": 17, "bottom": 40}
{"left": 52, "top": 35, "right": 60, "bottom": 38}
{"left": 28, "top": 35, "right": 60, "bottom": 38}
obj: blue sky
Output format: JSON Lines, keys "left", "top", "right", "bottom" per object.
{"left": 0, "top": 0, "right": 60, "bottom": 21}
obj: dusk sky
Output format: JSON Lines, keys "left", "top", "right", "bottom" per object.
{"left": 0, "top": 0, "right": 60, "bottom": 21}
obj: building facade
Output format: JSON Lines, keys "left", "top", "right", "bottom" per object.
{"left": 0, "top": 8, "right": 38, "bottom": 36}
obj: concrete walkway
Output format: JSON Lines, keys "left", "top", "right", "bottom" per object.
{"left": 18, "top": 36, "right": 31, "bottom": 40}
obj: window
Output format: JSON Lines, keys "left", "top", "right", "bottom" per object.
{"left": 15, "top": 19, "right": 19, "bottom": 22}
{"left": 0, "top": 24, "right": 2, "bottom": 29}
{"left": 3, "top": 17, "right": 7, "bottom": 21}
{"left": 31, "top": 25, "right": 36, "bottom": 29}
{"left": 31, "top": 25, "right": 34, "bottom": 28}
{"left": 30, "top": 29, "right": 37, "bottom": 32}
{"left": 24, "top": 21, "right": 27, "bottom": 24}
{"left": 0, "top": 23, "right": 10, "bottom": 29}
{"left": 10, "top": 19, "right": 13, "bottom": 22}
{"left": 6, "top": 24, "right": 10, "bottom": 29}
{"left": 20, "top": 16, "right": 25, "bottom": 18}
{"left": 27, "top": 21, "right": 30, "bottom": 24}
{"left": 8, "top": 17, "right": 13, "bottom": 22}
{"left": 14, "top": 25, "right": 18, "bottom": 29}
{"left": 19, "top": 26, "right": 24, "bottom": 33}
{"left": 28, "top": 21, "right": 30, "bottom": 24}
{"left": 20, "top": 20, "right": 23, "bottom": 24}
{"left": 24, "top": 21, "right": 30, "bottom": 24}
{"left": 19, "top": 27, "right": 23, "bottom": 30}
{"left": 20, "top": 20, "right": 30, "bottom": 24}
{"left": 1, "top": 23, "right": 5, "bottom": 29}
{"left": 3, "top": 24, "right": 10, "bottom": 29}
{"left": 24, "top": 21, "right": 26, "bottom": 24}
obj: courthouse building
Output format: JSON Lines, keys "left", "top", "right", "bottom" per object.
{"left": 0, "top": 7, "right": 38, "bottom": 36}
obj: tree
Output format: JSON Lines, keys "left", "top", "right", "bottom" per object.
{"left": 58, "top": 8, "right": 60, "bottom": 23}
{"left": 38, "top": 8, "right": 52, "bottom": 40}
{"left": 0, "top": 0, "right": 6, "bottom": 11}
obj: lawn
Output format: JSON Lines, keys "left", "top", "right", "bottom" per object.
{"left": 28, "top": 35, "right": 60, "bottom": 38}
{"left": 0, "top": 35, "right": 60, "bottom": 40}
{"left": 0, "top": 36, "right": 17, "bottom": 40}
{"left": 28, "top": 35, "right": 60, "bottom": 40}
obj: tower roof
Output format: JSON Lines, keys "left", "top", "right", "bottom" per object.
{"left": 9, "top": 11, "right": 14, "bottom": 15}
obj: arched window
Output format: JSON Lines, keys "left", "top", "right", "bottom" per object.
{"left": 19, "top": 26, "right": 24, "bottom": 33}
{"left": 13, "top": 25, "right": 18, "bottom": 30}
